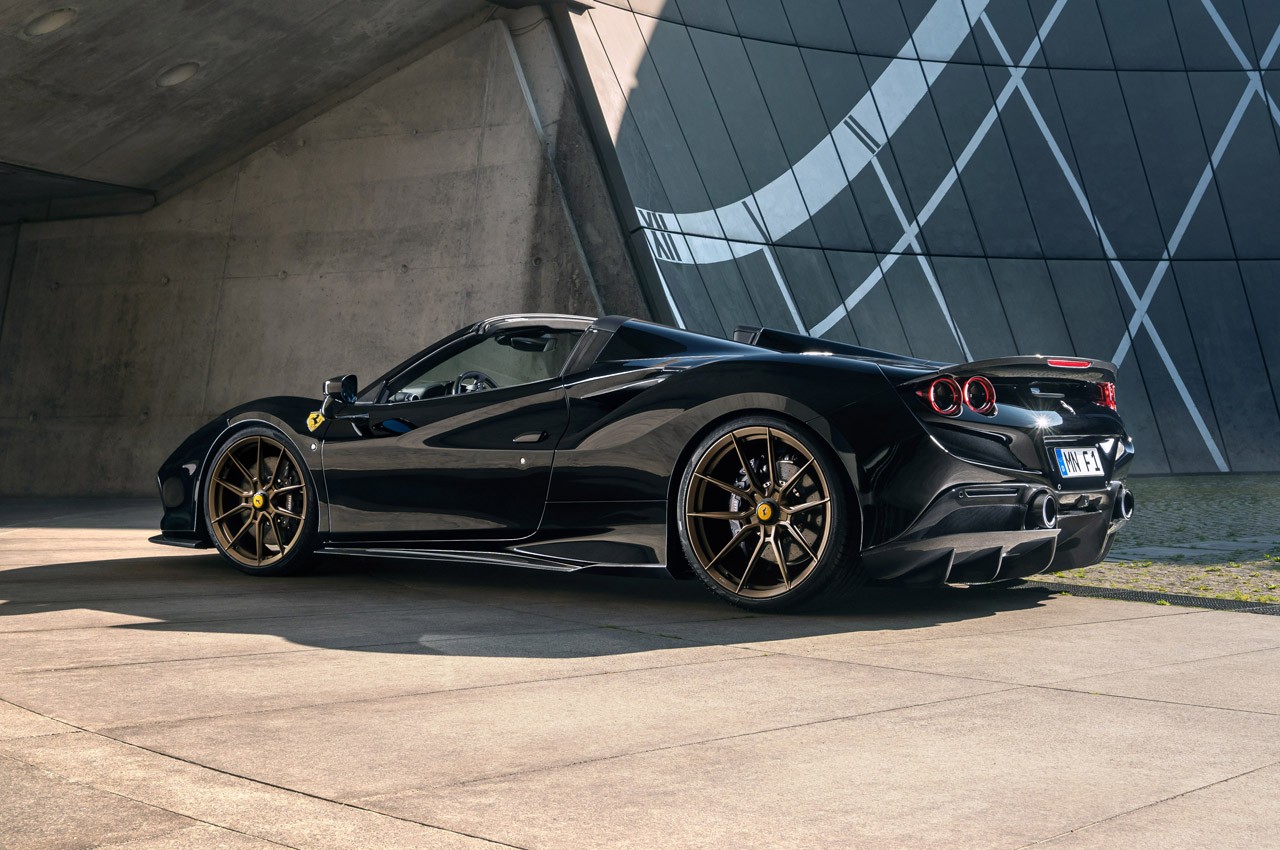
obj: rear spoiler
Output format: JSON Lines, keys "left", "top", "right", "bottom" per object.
{"left": 732, "top": 325, "right": 948, "bottom": 369}
{"left": 917, "top": 355, "right": 1119, "bottom": 386}
{"left": 733, "top": 326, "right": 1116, "bottom": 386}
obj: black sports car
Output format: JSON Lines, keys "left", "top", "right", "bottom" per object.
{"left": 152, "top": 313, "right": 1135, "bottom": 611}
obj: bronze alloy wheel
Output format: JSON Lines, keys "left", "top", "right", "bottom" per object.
{"left": 207, "top": 433, "right": 309, "bottom": 570}
{"left": 684, "top": 425, "right": 834, "bottom": 600}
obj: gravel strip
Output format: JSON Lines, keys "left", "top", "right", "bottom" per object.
{"left": 1036, "top": 473, "right": 1280, "bottom": 603}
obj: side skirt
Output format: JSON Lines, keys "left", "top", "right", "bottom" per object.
{"left": 317, "top": 545, "right": 672, "bottom": 576}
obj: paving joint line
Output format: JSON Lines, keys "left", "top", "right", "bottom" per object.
{"left": 622, "top": 603, "right": 1200, "bottom": 653}
{"left": 1033, "top": 640, "right": 1280, "bottom": 688}
{"left": 1, "top": 623, "right": 619, "bottom": 676}
{"left": 85, "top": 649, "right": 771, "bottom": 735}
{"left": 0, "top": 601, "right": 471, "bottom": 635}
{"left": 0, "top": 584, "right": 390, "bottom": 607}
{"left": 1015, "top": 756, "right": 1280, "bottom": 848}
{"left": 0, "top": 708, "right": 527, "bottom": 850}
{"left": 0, "top": 747, "right": 301, "bottom": 850}
{"left": 5, "top": 645, "right": 325, "bottom": 676}
{"left": 1031, "top": 682, "right": 1280, "bottom": 719}
{"left": 403, "top": 683, "right": 1029, "bottom": 795}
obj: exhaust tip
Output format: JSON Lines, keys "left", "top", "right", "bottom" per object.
{"left": 1028, "top": 492, "right": 1058, "bottom": 530}
{"left": 1114, "top": 488, "right": 1134, "bottom": 521}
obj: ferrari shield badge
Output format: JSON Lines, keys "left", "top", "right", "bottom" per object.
{"left": 306, "top": 411, "right": 325, "bottom": 432}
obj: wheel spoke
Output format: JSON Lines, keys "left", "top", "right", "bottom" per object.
{"left": 255, "top": 437, "right": 263, "bottom": 485}
{"left": 730, "top": 432, "right": 764, "bottom": 496}
{"left": 786, "top": 497, "right": 829, "bottom": 516}
{"left": 687, "top": 510, "right": 751, "bottom": 521}
{"left": 274, "top": 507, "right": 303, "bottom": 520}
{"left": 765, "top": 427, "right": 776, "bottom": 491}
{"left": 227, "top": 453, "right": 254, "bottom": 485}
{"left": 705, "top": 523, "right": 759, "bottom": 571}
{"left": 268, "top": 515, "right": 286, "bottom": 553}
{"left": 214, "top": 478, "right": 249, "bottom": 498}
{"left": 267, "top": 446, "right": 287, "bottom": 488}
{"left": 735, "top": 533, "right": 767, "bottom": 592}
{"left": 212, "top": 503, "right": 250, "bottom": 523}
{"left": 225, "top": 516, "right": 253, "bottom": 549}
{"left": 693, "top": 472, "right": 751, "bottom": 502}
{"left": 780, "top": 522, "right": 819, "bottom": 563}
{"left": 255, "top": 514, "right": 264, "bottom": 565}
{"left": 770, "top": 533, "right": 791, "bottom": 590}
{"left": 778, "top": 458, "right": 814, "bottom": 497}
{"left": 273, "top": 483, "right": 305, "bottom": 495}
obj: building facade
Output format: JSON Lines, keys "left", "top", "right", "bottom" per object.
{"left": 560, "top": 0, "right": 1280, "bottom": 474}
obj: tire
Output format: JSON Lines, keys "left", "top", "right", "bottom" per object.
{"left": 675, "top": 415, "right": 861, "bottom": 612}
{"left": 203, "top": 426, "right": 318, "bottom": 576}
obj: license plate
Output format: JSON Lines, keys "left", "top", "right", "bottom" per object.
{"left": 1054, "top": 446, "right": 1104, "bottom": 478}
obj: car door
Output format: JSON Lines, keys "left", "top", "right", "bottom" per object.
{"left": 321, "top": 327, "right": 582, "bottom": 542}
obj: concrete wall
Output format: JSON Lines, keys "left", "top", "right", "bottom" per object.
{"left": 0, "top": 21, "right": 611, "bottom": 497}
{"left": 566, "top": 0, "right": 1280, "bottom": 474}
{"left": 0, "top": 226, "right": 14, "bottom": 330}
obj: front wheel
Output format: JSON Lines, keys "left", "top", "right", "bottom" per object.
{"left": 204, "top": 427, "right": 318, "bottom": 575}
{"left": 676, "top": 416, "right": 861, "bottom": 612}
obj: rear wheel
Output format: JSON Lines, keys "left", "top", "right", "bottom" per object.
{"left": 204, "top": 427, "right": 317, "bottom": 575}
{"left": 676, "top": 416, "right": 860, "bottom": 611}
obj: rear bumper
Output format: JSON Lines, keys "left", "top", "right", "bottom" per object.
{"left": 860, "top": 482, "right": 1127, "bottom": 585}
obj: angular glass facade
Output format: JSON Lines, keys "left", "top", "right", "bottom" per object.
{"left": 565, "top": 0, "right": 1280, "bottom": 473}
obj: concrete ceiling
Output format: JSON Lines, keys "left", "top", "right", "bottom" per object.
{"left": 0, "top": 0, "right": 491, "bottom": 221}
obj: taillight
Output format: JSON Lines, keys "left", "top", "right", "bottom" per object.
{"left": 927, "top": 377, "right": 962, "bottom": 416}
{"left": 963, "top": 376, "right": 997, "bottom": 415}
{"left": 1047, "top": 358, "right": 1091, "bottom": 369}
{"left": 1099, "top": 381, "right": 1117, "bottom": 411}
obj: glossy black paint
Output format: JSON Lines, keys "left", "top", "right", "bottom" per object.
{"left": 153, "top": 314, "right": 1135, "bottom": 586}
{"left": 322, "top": 379, "right": 568, "bottom": 540}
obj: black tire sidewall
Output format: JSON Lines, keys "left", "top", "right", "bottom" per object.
{"left": 204, "top": 425, "right": 318, "bottom": 576}
{"left": 676, "top": 415, "right": 858, "bottom": 612}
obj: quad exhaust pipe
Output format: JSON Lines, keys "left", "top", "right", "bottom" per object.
{"left": 1025, "top": 488, "right": 1131, "bottom": 530}
{"left": 1114, "top": 488, "right": 1135, "bottom": 521}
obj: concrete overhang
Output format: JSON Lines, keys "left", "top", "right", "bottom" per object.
{"left": 0, "top": 0, "right": 495, "bottom": 223}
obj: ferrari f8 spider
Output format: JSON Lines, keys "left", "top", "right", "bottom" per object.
{"left": 153, "top": 314, "right": 1134, "bottom": 611}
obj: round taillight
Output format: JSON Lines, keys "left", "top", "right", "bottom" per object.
{"left": 1098, "top": 381, "right": 1117, "bottom": 411}
{"left": 963, "top": 375, "right": 997, "bottom": 415}
{"left": 928, "top": 377, "right": 963, "bottom": 416}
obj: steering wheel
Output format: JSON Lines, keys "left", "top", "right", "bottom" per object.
{"left": 452, "top": 370, "right": 498, "bottom": 395}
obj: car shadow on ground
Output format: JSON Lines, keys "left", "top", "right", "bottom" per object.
{"left": 0, "top": 552, "right": 1059, "bottom": 659}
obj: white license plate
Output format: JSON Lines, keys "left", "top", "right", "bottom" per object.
{"left": 1054, "top": 446, "right": 1104, "bottom": 478}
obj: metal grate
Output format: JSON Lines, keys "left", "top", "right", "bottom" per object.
{"left": 1013, "top": 580, "right": 1280, "bottom": 616}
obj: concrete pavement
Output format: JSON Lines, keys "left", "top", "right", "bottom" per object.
{"left": 2, "top": 499, "right": 1279, "bottom": 849}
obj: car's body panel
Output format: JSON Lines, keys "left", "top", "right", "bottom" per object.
{"left": 321, "top": 379, "right": 569, "bottom": 541}
{"left": 153, "top": 314, "right": 1135, "bottom": 587}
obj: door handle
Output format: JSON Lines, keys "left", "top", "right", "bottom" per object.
{"left": 512, "top": 431, "right": 548, "bottom": 444}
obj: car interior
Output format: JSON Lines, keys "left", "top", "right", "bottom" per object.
{"left": 385, "top": 328, "right": 584, "bottom": 402}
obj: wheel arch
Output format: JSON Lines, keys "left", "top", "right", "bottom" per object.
{"left": 199, "top": 415, "right": 326, "bottom": 539}
{"left": 663, "top": 406, "right": 863, "bottom": 578}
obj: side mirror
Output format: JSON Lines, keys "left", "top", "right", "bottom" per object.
{"left": 321, "top": 374, "right": 357, "bottom": 418}
{"left": 324, "top": 374, "right": 358, "bottom": 403}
